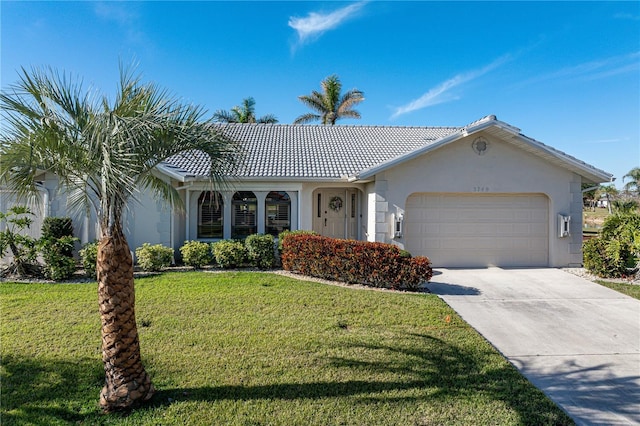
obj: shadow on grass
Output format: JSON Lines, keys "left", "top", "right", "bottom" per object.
{"left": 148, "top": 333, "right": 574, "bottom": 425}
{"left": 3, "top": 333, "right": 595, "bottom": 425}
{"left": 0, "top": 355, "right": 104, "bottom": 425}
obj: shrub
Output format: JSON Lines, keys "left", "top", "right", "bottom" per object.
{"left": 245, "top": 234, "right": 276, "bottom": 269}
{"left": 583, "top": 238, "right": 629, "bottom": 278}
{"left": 397, "top": 256, "right": 434, "bottom": 290}
{"left": 135, "top": 243, "right": 173, "bottom": 272}
{"left": 0, "top": 206, "right": 41, "bottom": 277}
{"left": 40, "top": 235, "right": 78, "bottom": 280}
{"left": 281, "top": 234, "right": 432, "bottom": 290}
{"left": 583, "top": 212, "right": 639, "bottom": 278}
{"left": 79, "top": 241, "right": 98, "bottom": 279}
{"left": 277, "top": 230, "right": 318, "bottom": 252}
{"left": 40, "top": 216, "right": 77, "bottom": 280}
{"left": 212, "top": 240, "right": 246, "bottom": 269}
{"left": 41, "top": 217, "right": 74, "bottom": 256}
{"left": 179, "top": 240, "right": 212, "bottom": 269}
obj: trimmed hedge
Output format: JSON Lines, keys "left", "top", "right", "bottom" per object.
{"left": 245, "top": 234, "right": 276, "bottom": 269}
{"left": 179, "top": 240, "right": 212, "bottom": 269}
{"left": 277, "top": 229, "right": 318, "bottom": 252}
{"left": 212, "top": 240, "right": 247, "bottom": 268}
{"left": 281, "top": 234, "right": 432, "bottom": 291}
{"left": 135, "top": 243, "right": 174, "bottom": 271}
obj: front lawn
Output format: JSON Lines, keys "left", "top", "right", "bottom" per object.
{"left": 596, "top": 279, "right": 640, "bottom": 300}
{"left": 1, "top": 272, "right": 572, "bottom": 425}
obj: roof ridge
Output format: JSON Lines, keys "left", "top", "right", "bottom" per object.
{"left": 211, "top": 123, "right": 462, "bottom": 130}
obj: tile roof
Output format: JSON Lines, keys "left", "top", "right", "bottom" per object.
{"left": 165, "top": 124, "right": 461, "bottom": 179}
{"left": 162, "top": 116, "right": 612, "bottom": 184}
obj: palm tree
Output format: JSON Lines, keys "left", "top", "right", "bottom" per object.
{"left": 597, "top": 184, "right": 619, "bottom": 214}
{"left": 293, "top": 74, "right": 364, "bottom": 125}
{"left": 0, "top": 65, "right": 237, "bottom": 412}
{"left": 623, "top": 167, "right": 640, "bottom": 193}
{"left": 213, "top": 97, "right": 278, "bottom": 123}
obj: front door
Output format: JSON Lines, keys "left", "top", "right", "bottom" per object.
{"left": 313, "top": 189, "right": 358, "bottom": 239}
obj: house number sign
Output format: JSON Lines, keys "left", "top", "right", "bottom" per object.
{"left": 473, "top": 186, "right": 490, "bottom": 192}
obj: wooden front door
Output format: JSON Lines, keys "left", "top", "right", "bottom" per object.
{"left": 313, "top": 189, "right": 358, "bottom": 239}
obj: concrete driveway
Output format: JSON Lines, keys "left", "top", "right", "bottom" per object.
{"left": 427, "top": 268, "right": 640, "bottom": 426}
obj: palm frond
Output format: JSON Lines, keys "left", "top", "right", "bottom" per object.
{"left": 293, "top": 113, "right": 321, "bottom": 125}
{"left": 1, "top": 63, "right": 239, "bottom": 236}
{"left": 257, "top": 114, "right": 278, "bottom": 124}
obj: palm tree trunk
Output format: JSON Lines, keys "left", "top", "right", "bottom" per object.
{"left": 97, "top": 227, "right": 154, "bottom": 412}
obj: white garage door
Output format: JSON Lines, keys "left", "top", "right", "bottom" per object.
{"left": 405, "top": 193, "right": 548, "bottom": 267}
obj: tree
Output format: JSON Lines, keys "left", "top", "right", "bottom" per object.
{"left": 213, "top": 97, "right": 278, "bottom": 124}
{"left": 0, "top": 65, "right": 237, "bottom": 412}
{"left": 293, "top": 74, "right": 364, "bottom": 125}
{"left": 623, "top": 167, "right": 640, "bottom": 193}
{"left": 597, "top": 184, "right": 619, "bottom": 214}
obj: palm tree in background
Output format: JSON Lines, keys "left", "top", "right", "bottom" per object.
{"left": 623, "top": 167, "right": 640, "bottom": 193}
{"left": 293, "top": 74, "right": 364, "bottom": 125}
{"left": 213, "top": 97, "right": 278, "bottom": 123}
{"left": 0, "top": 65, "right": 238, "bottom": 412}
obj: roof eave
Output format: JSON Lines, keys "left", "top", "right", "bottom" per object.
{"left": 352, "top": 116, "right": 613, "bottom": 184}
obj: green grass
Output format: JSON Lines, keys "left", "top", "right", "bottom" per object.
{"left": 1, "top": 272, "right": 573, "bottom": 425}
{"left": 596, "top": 279, "right": 640, "bottom": 300}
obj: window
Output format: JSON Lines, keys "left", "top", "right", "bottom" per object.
{"left": 198, "top": 191, "right": 223, "bottom": 238}
{"left": 265, "top": 191, "right": 291, "bottom": 236}
{"left": 232, "top": 191, "right": 257, "bottom": 239}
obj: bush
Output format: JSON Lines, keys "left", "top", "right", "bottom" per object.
{"left": 79, "top": 241, "right": 98, "bottom": 279}
{"left": 40, "top": 217, "right": 77, "bottom": 280}
{"left": 41, "top": 217, "right": 74, "bottom": 256}
{"left": 245, "top": 234, "right": 276, "bottom": 269}
{"left": 0, "top": 206, "right": 41, "bottom": 277}
{"left": 583, "top": 212, "right": 639, "bottom": 278}
{"left": 212, "top": 240, "right": 246, "bottom": 269}
{"left": 179, "top": 240, "right": 212, "bottom": 269}
{"left": 135, "top": 243, "right": 173, "bottom": 272}
{"left": 277, "top": 230, "right": 318, "bottom": 252}
{"left": 40, "top": 235, "right": 78, "bottom": 280}
{"left": 281, "top": 234, "right": 432, "bottom": 290}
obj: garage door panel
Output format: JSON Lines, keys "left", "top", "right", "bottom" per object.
{"left": 405, "top": 193, "right": 549, "bottom": 267}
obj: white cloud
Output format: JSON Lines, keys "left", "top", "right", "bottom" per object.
{"left": 614, "top": 12, "right": 640, "bottom": 21}
{"left": 288, "top": 1, "right": 367, "bottom": 48}
{"left": 390, "top": 55, "right": 511, "bottom": 119}
{"left": 518, "top": 51, "right": 640, "bottom": 86}
{"left": 94, "top": 2, "right": 146, "bottom": 45}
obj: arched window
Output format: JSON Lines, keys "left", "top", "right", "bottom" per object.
{"left": 232, "top": 191, "right": 257, "bottom": 239}
{"left": 265, "top": 191, "right": 291, "bottom": 236}
{"left": 198, "top": 191, "right": 223, "bottom": 238}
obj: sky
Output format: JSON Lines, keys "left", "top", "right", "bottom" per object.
{"left": 2, "top": 1, "right": 639, "bottom": 188}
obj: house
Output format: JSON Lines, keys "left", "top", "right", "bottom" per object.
{"left": 3, "top": 115, "right": 613, "bottom": 268}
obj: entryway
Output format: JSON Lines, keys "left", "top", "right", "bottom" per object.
{"left": 312, "top": 188, "right": 359, "bottom": 239}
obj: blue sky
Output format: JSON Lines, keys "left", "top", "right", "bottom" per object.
{"left": 2, "top": 1, "right": 639, "bottom": 187}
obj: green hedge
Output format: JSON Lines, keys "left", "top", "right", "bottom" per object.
{"left": 583, "top": 212, "right": 639, "bottom": 278}
{"left": 79, "top": 241, "right": 98, "bottom": 279}
{"left": 40, "top": 217, "right": 77, "bottom": 280}
{"left": 135, "top": 243, "right": 174, "bottom": 271}
{"left": 245, "top": 234, "right": 276, "bottom": 269}
{"left": 179, "top": 240, "right": 212, "bottom": 269}
{"left": 281, "top": 235, "right": 432, "bottom": 291}
{"left": 211, "top": 240, "right": 247, "bottom": 268}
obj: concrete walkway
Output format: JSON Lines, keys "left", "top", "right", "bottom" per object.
{"left": 427, "top": 268, "right": 640, "bottom": 426}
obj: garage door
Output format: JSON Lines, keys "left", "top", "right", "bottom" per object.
{"left": 405, "top": 193, "right": 548, "bottom": 267}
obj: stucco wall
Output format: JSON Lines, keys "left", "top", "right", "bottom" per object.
{"left": 372, "top": 132, "right": 583, "bottom": 267}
